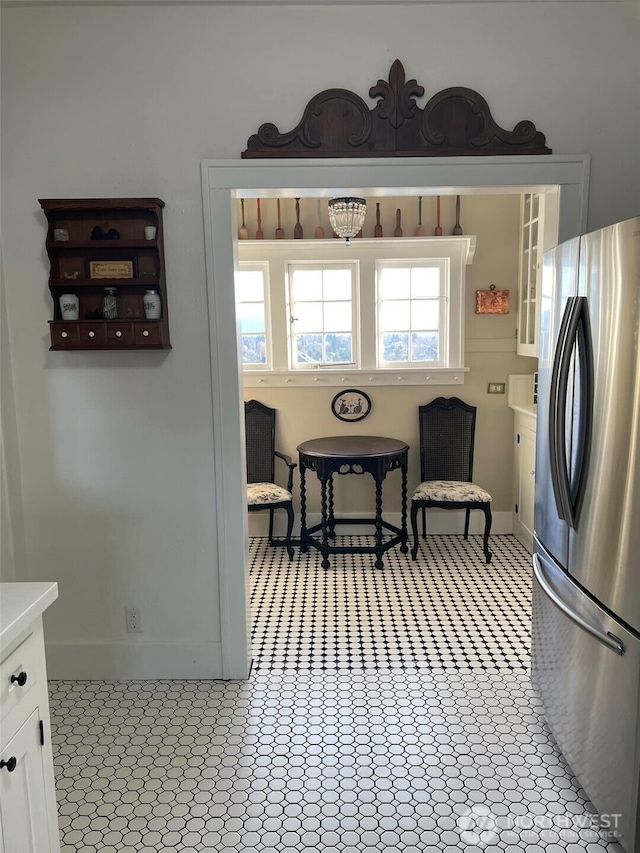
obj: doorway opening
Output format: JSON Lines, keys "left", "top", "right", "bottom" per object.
{"left": 201, "top": 156, "right": 589, "bottom": 678}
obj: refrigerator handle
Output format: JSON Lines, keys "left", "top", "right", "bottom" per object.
{"left": 549, "top": 297, "right": 579, "bottom": 523}
{"left": 533, "top": 554, "right": 625, "bottom": 656}
{"left": 570, "top": 298, "right": 594, "bottom": 523}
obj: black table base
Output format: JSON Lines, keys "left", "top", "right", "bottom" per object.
{"left": 297, "top": 437, "right": 409, "bottom": 570}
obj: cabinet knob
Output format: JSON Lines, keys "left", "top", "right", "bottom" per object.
{"left": 61, "top": 331, "right": 68, "bottom": 339}
{"left": 142, "top": 330, "right": 149, "bottom": 337}
{"left": 0, "top": 757, "right": 17, "bottom": 773}
{"left": 10, "top": 671, "right": 27, "bottom": 687}
{"left": 88, "top": 331, "right": 95, "bottom": 338}
{"left": 115, "top": 330, "right": 122, "bottom": 338}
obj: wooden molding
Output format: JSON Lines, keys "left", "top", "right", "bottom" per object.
{"left": 242, "top": 59, "right": 551, "bottom": 159}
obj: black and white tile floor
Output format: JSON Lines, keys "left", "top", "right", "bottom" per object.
{"left": 50, "top": 535, "right": 624, "bottom": 852}
{"left": 250, "top": 534, "right": 531, "bottom": 671}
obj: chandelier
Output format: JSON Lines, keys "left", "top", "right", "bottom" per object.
{"left": 327, "top": 197, "right": 367, "bottom": 245}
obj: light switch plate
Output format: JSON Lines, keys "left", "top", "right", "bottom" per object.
{"left": 488, "top": 382, "right": 506, "bottom": 394}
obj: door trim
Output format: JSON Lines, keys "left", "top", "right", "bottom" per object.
{"left": 201, "top": 154, "right": 590, "bottom": 679}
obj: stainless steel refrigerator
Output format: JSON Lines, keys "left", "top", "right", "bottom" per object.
{"left": 532, "top": 216, "right": 640, "bottom": 852}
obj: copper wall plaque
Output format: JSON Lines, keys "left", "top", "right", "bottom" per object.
{"left": 476, "top": 284, "right": 510, "bottom": 314}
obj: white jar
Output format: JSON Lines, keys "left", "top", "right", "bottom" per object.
{"left": 59, "top": 293, "right": 79, "bottom": 320}
{"left": 143, "top": 290, "right": 162, "bottom": 320}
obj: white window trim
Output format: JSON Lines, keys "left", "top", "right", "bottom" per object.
{"left": 239, "top": 236, "right": 474, "bottom": 387}
{"left": 376, "top": 257, "right": 449, "bottom": 369}
{"left": 236, "top": 261, "right": 272, "bottom": 371}
{"left": 286, "top": 259, "right": 359, "bottom": 370}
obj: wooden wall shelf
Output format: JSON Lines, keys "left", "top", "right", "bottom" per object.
{"left": 39, "top": 197, "right": 171, "bottom": 351}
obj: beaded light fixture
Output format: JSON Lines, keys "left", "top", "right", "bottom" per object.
{"left": 327, "top": 197, "right": 367, "bottom": 245}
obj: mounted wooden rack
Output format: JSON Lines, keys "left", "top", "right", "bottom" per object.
{"left": 39, "top": 198, "right": 171, "bottom": 351}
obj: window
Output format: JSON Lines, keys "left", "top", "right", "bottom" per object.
{"left": 287, "top": 263, "right": 358, "bottom": 368}
{"left": 235, "top": 263, "right": 270, "bottom": 369}
{"left": 237, "top": 236, "right": 471, "bottom": 386}
{"left": 377, "top": 260, "right": 447, "bottom": 368}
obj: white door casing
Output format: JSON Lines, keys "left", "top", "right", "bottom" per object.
{"left": 201, "top": 155, "right": 590, "bottom": 679}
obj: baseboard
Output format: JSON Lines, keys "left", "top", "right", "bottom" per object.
{"left": 45, "top": 641, "right": 223, "bottom": 681}
{"left": 248, "top": 510, "right": 512, "bottom": 537}
{"left": 512, "top": 519, "right": 534, "bottom": 553}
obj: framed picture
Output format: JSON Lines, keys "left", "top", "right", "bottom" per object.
{"left": 331, "top": 389, "right": 372, "bottom": 423}
{"left": 88, "top": 260, "right": 134, "bottom": 280}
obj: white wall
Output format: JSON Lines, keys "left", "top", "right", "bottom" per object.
{"left": 1, "top": 1, "right": 638, "bottom": 678}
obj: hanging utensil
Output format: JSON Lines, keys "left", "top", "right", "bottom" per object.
{"left": 434, "top": 195, "right": 443, "bottom": 236}
{"left": 315, "top": 200, "right": 324, "bottom": 239}
{"left": 275, "top": 199, "right": 284, "bottom": 239}
{"left": 239, "top": 199, "right": 248, "bottom": 240}
{"left": 415, "top": 196, "right": 425, "bottom": 236}
{"left": 294, "top": 198, "right": 303, "bottom": 239}
{"left": 256, "top": 198, "right": 264, "bottom": 240}
{"left": 374, "top": 202, "right": 383, "bottom": 237}
{"left": 452, "top": 195, "right": 463, "bottom": 235}
{"left": 394, "top": 208, "right": 403, "bottom": 237}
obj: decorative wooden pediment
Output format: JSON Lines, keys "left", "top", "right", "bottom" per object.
{"left": 242, "top": 60, "right": 550, "bottom": 158}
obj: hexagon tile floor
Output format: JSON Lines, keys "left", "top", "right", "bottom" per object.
{"left": 49, "top": 535, "right": 625, "bottom": 853}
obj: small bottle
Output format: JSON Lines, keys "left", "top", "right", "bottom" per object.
{"left": 143, "top": 290, "right": 162, "bottom": 320}
{"left": 103, "top": 287, "right": 118, "bottom": 319}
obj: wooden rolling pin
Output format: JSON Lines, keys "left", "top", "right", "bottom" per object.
{"left": 374, "top": 203, "right": 383, "bottom": 237}
{"left": 315, "top": 200, "right": 324, "bottom": 239}
{"left": 415, "top": 196, "right": 425, "bottom": 236}
{"left": 452, "top": 195, "right": 463, "bottom": 235}
{"left": 294, "top": 198, "right": 303, "bottom": 239}
{"left": 239, "top": 199, "right": 248, "bottom": 240}
{"left": 434, "top": 196, "right": 443, "bottom": 236}
{"left": 275, "top": 199, "right": 284, "bottom": 239}
{"left": 256, "top": 198, "right": 264, "bottom": 240}
{"left": 394, "top": 208, "right": 403, "bottom": 237}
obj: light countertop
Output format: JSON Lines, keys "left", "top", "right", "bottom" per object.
{"left": 510, "top": 403, "right": 537, "bottom": 419}
{"left": 0, "top": 582, "right": 58, "bottom": 651}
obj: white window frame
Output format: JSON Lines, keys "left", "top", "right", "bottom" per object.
{"left": 235, "top": 261, "right": 272, "bottom": 371}
{"left": 286, "top": 260, "right": 359, "bottom": 370}
{"left": 237, "top": 236, "right": 474, "bottom": 387}
{"left": 376, "top": 258, "right": 449, "bottom": 369}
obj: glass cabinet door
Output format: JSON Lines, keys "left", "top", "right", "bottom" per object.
{"left": 518, "top": 192, "right": 544, "bottom": 357}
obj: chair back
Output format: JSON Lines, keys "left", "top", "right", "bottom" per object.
{"left": 245, "top": 400, "right": 276, "bottom": 484}
{"left": 418, "top": 396, "right": 476, "bottom": 483}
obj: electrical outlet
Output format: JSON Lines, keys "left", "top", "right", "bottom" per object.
{"left": 125, "top": 606, "right": 143, "bottom": 633}
{"left": 488, "top": 382, "right": 506, "bottom": 394}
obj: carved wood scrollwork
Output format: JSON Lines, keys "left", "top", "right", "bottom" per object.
{"left": 242, "top": 59, "right": 550, "bottom": 158}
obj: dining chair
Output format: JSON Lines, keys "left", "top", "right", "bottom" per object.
{"left": 410, "top": 396, "right": 492, "bottom": 563}
{"left": 245, "top": 399, "right": 296, "bottom": 560}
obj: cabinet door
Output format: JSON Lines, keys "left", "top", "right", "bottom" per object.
{"left": 513, "top": 416, "right": 537, "bottom": 551}
{"left": 517, "top": 192, "right": 544, "bottom": 358}
{"left": 519, "top": 428, "right": 536, "bottom": 539}
{"left": 0, "top": 708, "right": 53, "bottom": 853}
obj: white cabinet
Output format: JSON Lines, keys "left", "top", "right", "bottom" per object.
{"left": 0, "top": 586, "right": 60, "bottom": 853}
{"left": 0, "top": 708, "right": 53, "bottom": 853}
{"left": 508, "top": 375, "right": 538, "bottom": 550}
{"left": 517, "top": 192, "right": 544, "bottom": 358}
{"left": 513, "top": 410, "right": 537, "bottom": 551}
